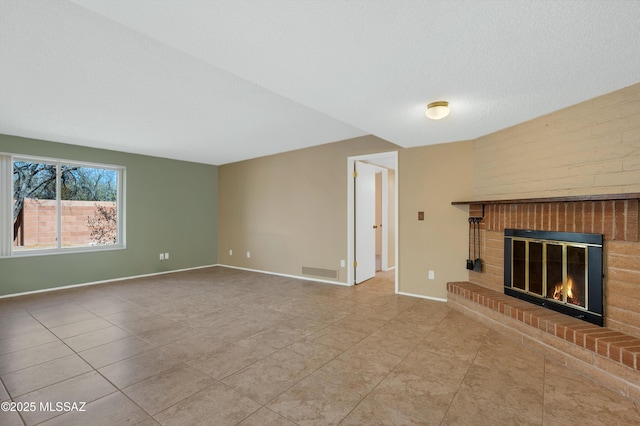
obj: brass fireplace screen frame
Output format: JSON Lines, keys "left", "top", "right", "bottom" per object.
{"left": 504, "top": 229, "right": 604, "bottom": 326}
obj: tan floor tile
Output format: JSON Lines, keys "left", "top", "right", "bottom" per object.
{"left": 0, "top": 380, "right": 9, "bottom": 400}
{"left": 76, "top": 296, "right": 139, "bottom": 316}
{"left": 370, "top": 371, "right": 458, "bottom": 424}
{"left": 307, "top": 325, "right": 368, "bottom": 351}
{"left": 135, "top": 322, "right": 200, "bottom": 347}
{"left": 0, "top": 410, "right": 24, "bottom": 426}
{"left": 269, "top": 340, "right": 343, "bottom": 373}
{"left": 1, "top": 268, "right": 638, "bottom": 425}
{"left": 237, "top": 407, "right": 298, "bottom": 426}
{"left": 355, "top": 305, "right": 405, "bottom": 321}
{"left": 542, "top": 360, "right": 640, "bottom": 426}
{"left": 373, "top": 320, "right": 430, "bottom": 342}
{"left": 332, "top": 313, "right": 387, "bottom": 335}
{"left": 0, "top": 340, "right": 74, "bottom": 374}
{"left": 273, "top": 316, "right": 331, "bottom": 338}
{"left": 0, "top": 314, "right": 46, "bottom": 339}
{"left": 117, "top": 315, "right": 177, "bottom": 335}
{"left": 0, "top": 380, "right": 22, "bottom": 425}
{"left": 313, "top": 355, "right": 393, "bottom": 397}
{"left": 101, "top": 308, "right": 157, "bottom": 325}
{"left": 343, "top": 338, "right": 404, "bottom": 370}
{"left": 298, "top": 307, "right": 350, "bottom": 324}
{"left": 413, "top": 328, "right": 485, "bottom": 362}
{"left": 63, "top": 325, "right": 131, "bottom": 352}
{"left": 186, "top": 342, "right": 266, "bottom": 379}
{"left": 394, "top": 346, "right": 474, "bottom": 388}
{"left": 49, "top": 317, "right": 113, "bottom": 339}
{"left": 181, "top": 309, "right": 243, "bottom": 329}
{"left": 0, "top": 329, "right": 58, "bottom": 355}
{"left": 212, "top": 317, "right": 272, "bottom": 342}
{"left": 1, "top": 354, "right": 92, "bottom": 397}
{"left": 159, "top": 333, "right": 227, "bottom": 360}
{"left": 38, "top": 391, "right": 150, "bottom": 426}
{"left": 153, "top": 382, "right": 261, "bottom": 426}
{"left": 443, "top": 363, "right": 544, "bottom": 425}
{"left": 133, "top": 417, "right": 161, "bottom": 426}
{"left": 267, "top": 375, "right": 361, "bottom": 426}
{"left": 387, "top": 312, "right": 438, "bottom": 335}
{"left": 15, "top": 371, "right": 116, "bottom": 425}
{"left": 434, "top": 311, "right": 491, "bottom": 337}
{"left": 98, "top": 348, "right": 181, "bottom": 388}
{"left": 236, "top": 328, "right": 302, "bottom": 357}
{"left": 78, "top": 335, "right": 155, "bottom": 368}
{"left": 340, "top": 397, "right": 426, "bottom": 426}
{"left": 222, "top": 357, "right": 309, "bottom": 404}
{"left": 151, "top": 301, "right": 220, "bottom": 321}
{"left": 30, "top": 304, "right": 97, "bottom": 328}
{"left": 123, "top": 364, "right": 215, "bottom": 415}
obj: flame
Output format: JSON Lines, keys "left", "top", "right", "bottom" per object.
{"left": 566, "top": 277, "right": 575, "bottom": 300}
{"left": 551, "top": 277, "right": 582, "bottom": 306}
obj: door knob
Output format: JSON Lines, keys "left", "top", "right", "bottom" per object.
{"left": 373, "top": 225, "right": 378, "bottom": 229}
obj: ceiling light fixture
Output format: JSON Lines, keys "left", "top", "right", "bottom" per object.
{"left": 425, "top": 101, "right": 450, "bottom": 120}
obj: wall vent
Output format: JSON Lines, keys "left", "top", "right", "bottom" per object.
{"left": 301, "top": 266, "right": 338, "bottom": 280}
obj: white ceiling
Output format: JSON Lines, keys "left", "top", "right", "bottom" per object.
{"left": 1, "top": 1, "right": 639, "bottom": 166}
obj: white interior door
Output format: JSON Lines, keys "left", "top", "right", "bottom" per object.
{"left": 355, "top": 161, "right": 376, "bottom": 283}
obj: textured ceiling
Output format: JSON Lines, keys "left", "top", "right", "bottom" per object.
{"left": 1, "top": 0, "right": 639, "bottom": 165}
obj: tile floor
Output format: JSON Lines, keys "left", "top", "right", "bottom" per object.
{"left": 0, "top": 266, "right": 638, "bottom": 425}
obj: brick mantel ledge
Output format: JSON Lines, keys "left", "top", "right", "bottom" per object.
{"left": 447, "top": 281, "right": 640, "bottom": 402}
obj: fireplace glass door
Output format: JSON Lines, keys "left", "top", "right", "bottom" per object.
{"left": 511, "top": 239, "right": 588, "bottom": 309}
{"left": 504, "top": 229, "right": 603, "bottom": 326}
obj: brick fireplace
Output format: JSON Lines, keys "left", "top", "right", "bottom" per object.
{"left": 448, "top": 194, "right": 640, "bottom": 402}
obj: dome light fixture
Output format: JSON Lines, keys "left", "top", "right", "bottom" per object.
{"left": 425, "top": 101, "right": 450, "bottom": 120}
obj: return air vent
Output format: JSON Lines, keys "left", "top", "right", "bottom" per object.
{"left": 302, "top": 266, "right": 338, "bottom": 280}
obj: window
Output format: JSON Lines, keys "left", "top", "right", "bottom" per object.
{"left": 1, "top": 154, "right": 125, "bottom": 256}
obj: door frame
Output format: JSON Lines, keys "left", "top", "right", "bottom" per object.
{"left": 347, "top": 151, "right": 398, "bottom": 291}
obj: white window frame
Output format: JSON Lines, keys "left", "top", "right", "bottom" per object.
{"left": 0, "top": 153, "right": 126, "bottom": 257}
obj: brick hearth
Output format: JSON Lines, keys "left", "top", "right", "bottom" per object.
{"left": 460, "top": 195, "right": 640, "bottom": 339}
{"left": 447, "top": 281, "right": 640, "bottom": 402}
{"left": 450, "top": 194, "right": 640, "bottom": 402}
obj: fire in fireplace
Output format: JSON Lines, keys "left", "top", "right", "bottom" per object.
{"left": 504, "top": 229, "right": 604, "bottom": 326}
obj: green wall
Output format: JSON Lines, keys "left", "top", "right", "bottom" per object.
{"left": 0, "top": 134, "right": 218, "bottom": 296}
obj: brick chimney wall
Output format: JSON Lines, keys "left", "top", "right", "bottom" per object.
{"left": 468, "top": 200, "right": 640, "bottom": 339}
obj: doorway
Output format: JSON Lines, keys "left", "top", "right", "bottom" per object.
{"left": 347, "top": 152, "right": 398, "bottom": 291}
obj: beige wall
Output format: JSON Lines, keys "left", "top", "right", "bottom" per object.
{"left": 474, "top": 83, "right": 640, "bottom": 199}
{"left": 217, "top": 135, "right": 399, "bottom": 282}
{"left": 218, "top": 83, "right": 639, "bottom": 302}
{"left": 218, "top": 134, "right": 473, "bottom": 299}
{"left": 398, "top": 141, "right": 475, "bottom": 299}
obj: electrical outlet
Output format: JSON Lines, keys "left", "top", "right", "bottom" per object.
{"left": 246, "top": 251, "right": 251, "bottom": 258}
{"left": 159, "top": 253, "right": 164, "bottom": 261}
{"left": 164, "top": 252, "right": 169, "bottom": 260}
{"left": 428, "top": 270, "right": 435, "bottom": 280}
{"left": 340, "top": 259, "right": 345, "bottom": 268}
{"left": 229, "top": 249, "right": 233, "bottom": 256}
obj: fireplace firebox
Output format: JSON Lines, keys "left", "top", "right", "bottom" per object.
{"left": 504, "top": 229, "right": 604, "bottom": 326}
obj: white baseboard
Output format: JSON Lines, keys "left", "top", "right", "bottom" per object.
{"left": 0, "top": 264, "right": 218, "bottom": 299}
{"left": 397, "top": 291, "right": 447, "bottom": 303}
{"left": 218, "top": 264, "right": 351, "bottom": 287}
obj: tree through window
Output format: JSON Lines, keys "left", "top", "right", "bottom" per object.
{"left": 9, "top": 156, "right": 124, "bottom": 253}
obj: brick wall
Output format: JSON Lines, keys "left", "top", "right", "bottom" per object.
{"left": 468, "top": 82, "right": 640, "bottom": 339}
{"left": 468, "top": 199, "right": 640, "bottom": 339}
{"left": 17, "top": 198, "right": 116, "bottom": 248}
{"left": 474, "top": 83, "right": 640, "bottom": 199}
